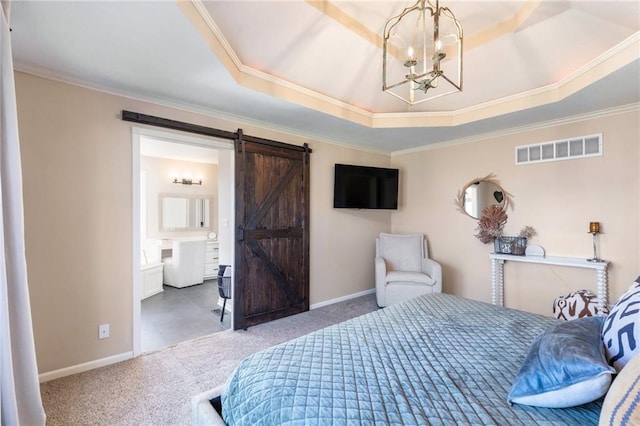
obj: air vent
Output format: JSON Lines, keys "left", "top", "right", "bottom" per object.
{"left": 515, "top": 134, "right": 602, "bottom": 165}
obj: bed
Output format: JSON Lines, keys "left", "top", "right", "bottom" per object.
{"left": 192, "top": 293, "right": 604, "bottom": 425}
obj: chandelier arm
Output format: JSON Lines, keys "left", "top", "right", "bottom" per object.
{"left": 383, "top": 79, "right": 413, "bottom": 92}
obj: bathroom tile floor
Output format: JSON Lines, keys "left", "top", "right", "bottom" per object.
{"left": 141, "top": 279, "right": 231, "bottom": 353}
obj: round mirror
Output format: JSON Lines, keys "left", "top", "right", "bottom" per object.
{"left": 455, "top": 174, "right": 511, "bottom": 219}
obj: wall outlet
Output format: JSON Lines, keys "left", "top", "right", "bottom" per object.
{"left": 98, "top": 324, "right": 110, "bottom": 339}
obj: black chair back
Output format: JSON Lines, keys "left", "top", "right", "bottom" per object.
{"left": 217, "top": 265, "right": 231, "bottom": 299}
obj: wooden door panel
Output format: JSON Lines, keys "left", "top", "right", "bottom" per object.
{"left": 234, "top": 133, "right": 310, "bottom": 329}
{"left": 242, "top": 238, "right": 304, "bottom": 315}
{"left": 246, "top": 162, "right": 302, "bottom": 230}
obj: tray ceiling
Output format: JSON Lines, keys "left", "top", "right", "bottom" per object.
{"left": 9, "top": 1, "right": 640, "bottom": 152}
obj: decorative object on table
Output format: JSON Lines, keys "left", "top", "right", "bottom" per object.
{"left": 519, "top": 226, "right": 536, "bottom": 240}
{"left": 553, "top": 289, "right": 609, "bottom": 321}
{"left": 587, "top": 221, "right": 601, "bottom": 262}
{"left": 455, "top": 173, "right": 513, "bottom": 219}
{"left": 492, "top": 225, "right": 536, "bottom": 256}
{"left": 525, "top": 244, "right": 545, "bottom": 257}
{"left": 475, "top": 204, "right": 508, "bottom": 244}
{"left": 494, "top": 236, "right": 527, "bottom": 255}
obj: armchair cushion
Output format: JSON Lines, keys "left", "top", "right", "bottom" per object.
{"left": 379, "top": 233, "right": 423, "bottom": 272}
{"left": 386, "top": 271, "right": 435, "bottom": 285}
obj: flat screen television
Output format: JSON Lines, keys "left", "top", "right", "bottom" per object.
{"left": 333, "top": 163, "right": 399, "bottom": 210}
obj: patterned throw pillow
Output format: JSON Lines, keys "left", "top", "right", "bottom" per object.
{"left": 602, "top": 278, "right": 640, "bottom": 371}
{"left": 553, "top": 289, "right": 609, "bottom": 320}
{"left": 599, "top": 352, "right": 640, "bottom": 426}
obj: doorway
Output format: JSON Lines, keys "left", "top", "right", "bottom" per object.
{"left": 132, "top": 127, "right": 234, "bottom": 355}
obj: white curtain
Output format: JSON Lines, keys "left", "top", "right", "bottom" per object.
{"left": 0, "top": 2, "right": 46, "bottom": 425}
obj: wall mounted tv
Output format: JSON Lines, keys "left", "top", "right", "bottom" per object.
{"left": 333, "top": 163, "right": 399, "bottom": 210}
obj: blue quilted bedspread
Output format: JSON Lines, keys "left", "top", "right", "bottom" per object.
{"left": 221, "top": 293, "right": 602, "bottom": 425}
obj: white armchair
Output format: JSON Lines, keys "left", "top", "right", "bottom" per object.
{"left": 163, "top": 239, "right": 207, "bottom": 288}
{"left": 375, "top": 233, "right": 442, "bottom": 307}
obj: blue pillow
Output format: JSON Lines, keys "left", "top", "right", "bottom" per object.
{"left": 508, "top": 316, "right": 615, "bottom": 408}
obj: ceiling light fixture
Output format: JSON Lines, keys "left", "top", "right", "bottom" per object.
{"left": 382, "top": 0, "right": 463, "bottom": 106}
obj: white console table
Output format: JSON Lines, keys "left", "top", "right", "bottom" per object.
{"left": 489, "top": 253, "right": 609, "bottom": 313}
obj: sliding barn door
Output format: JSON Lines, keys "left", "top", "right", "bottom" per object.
{"left": 233, "top": 130, "right": 311, "bottom": 330}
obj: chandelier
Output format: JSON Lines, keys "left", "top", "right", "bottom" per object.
{"left": 382, "top": 0, "right": 463, "bottom": 105}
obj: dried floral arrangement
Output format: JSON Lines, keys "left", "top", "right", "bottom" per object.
{"left": 518, "top": 226, "right": 536, "bottom": 239}
{"left": 475, "top": 205, "right": 508, "bottom": 244}
{"left": 475, "top": 205, "right": 537, "bottom": 245}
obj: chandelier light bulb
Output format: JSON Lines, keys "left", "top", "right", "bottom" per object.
{"left": 407, "top": 46, "right": 414, "bottom": 59}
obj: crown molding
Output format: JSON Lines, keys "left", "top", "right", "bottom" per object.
{"left": 13, "top": 64, "right": 639, "bottom": 159}
{"left": 391, "top": 103, "right": 640, "bottom": 157}
{"left": 13, "top": 64, "right": 390, "bottom": 156}
{"left": 185, "top": 1, "right": 639, "bottom": 130}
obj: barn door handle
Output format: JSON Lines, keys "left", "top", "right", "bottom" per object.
{"left": 237, "top": 226, "right": 244, "bottom": 241}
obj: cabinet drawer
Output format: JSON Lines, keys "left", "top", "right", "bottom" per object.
{"left": 205, "top": 264, "right": 218, "bottom": 276}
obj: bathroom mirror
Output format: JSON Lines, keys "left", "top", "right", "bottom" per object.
{"left": 455, "top": 174, "right": 511, "bottom": 219}
{"left": 160, "top": 194, "right": 211, "bottom": 231}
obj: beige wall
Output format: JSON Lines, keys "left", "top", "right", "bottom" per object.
{"left": 16, "top": 72, "right": 391, "bottom": 375}
{"left": 309, "top": 143, "right": 392, "bottom": 303}
{"left": 391, "top": 109, "right": 640, "bottom": 315}
{"left": 17, "top": 70, "right": 639, "bottom": 376}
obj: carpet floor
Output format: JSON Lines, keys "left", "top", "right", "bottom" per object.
{"left": 40, "top": 293, "right": 378, "bottom": 425}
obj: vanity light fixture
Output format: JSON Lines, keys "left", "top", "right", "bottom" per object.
{"left": 172, "top": 177, "right": 202, "bottom": 186}
{"left": 382, "top": 0, "right": 463, "bottom": 105}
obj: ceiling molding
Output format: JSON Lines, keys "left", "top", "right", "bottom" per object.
{"left": 12, "top": 63, "right": 392, "bottom": 157}
{"left": 391, "top": 103, "right": 640, "bottom": 157}
{"left": 305, "top": 0, "right": 383, "bottom": 49}
{"left": 465, "top": 0, "right": 544, "bottom": 50}
{"left": 181, "top": 0, "right": 375, "bottom": 128}
{"left": 12, "top": 62, "right": 638, "bottom": 160}
{"left": 182, "top": 1, "right": 639, "bottom": 130}
{"left": 306, "top": 0, "right": 545, "bottom": 62}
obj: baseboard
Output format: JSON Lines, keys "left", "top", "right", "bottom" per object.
{"left": 310, "top": 288, "right": 375, "bottom": 310}
{"left": 38, "top": 290, "right": 374, "bottom": 382}
{"left": 39, "top": 351, "right": 134, "bottom": 383}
